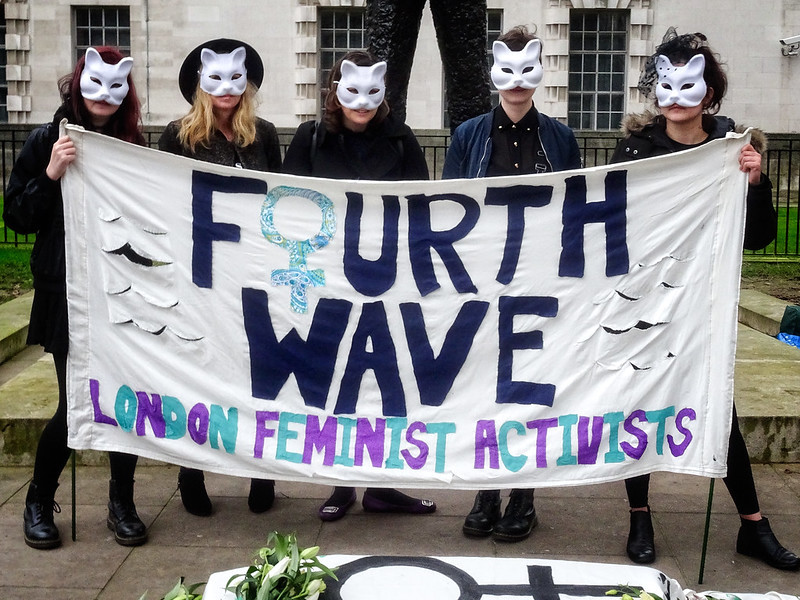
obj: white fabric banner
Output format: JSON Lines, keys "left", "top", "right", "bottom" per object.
{"left": 62, "top": 124, "right": 748, "bottom": 489}
{"left": 203, "top": 556, "right": 799, "bottom": 600}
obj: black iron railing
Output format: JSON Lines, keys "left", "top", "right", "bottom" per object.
{"left": 2, "top": 124, "right": 798, "bottom": 259}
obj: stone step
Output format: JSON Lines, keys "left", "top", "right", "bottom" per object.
{"left": 1, "top": 290, "right": 798, "bottom": 466}
{"left": 0, "top": 292, "right": 33, "bottom": 364}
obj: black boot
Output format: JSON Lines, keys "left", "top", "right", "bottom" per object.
{"left": 23, "top": 482, "right": 61, "bottom": 550}
{"left": 107, "top": 479, "right": 148, "bottom": 547}
{"left": 736, "top": 517, "right": 800, "bottom": 570}
{"left": 627, "top": 508, "right": 656, "bottom": 564}
{"left": 492, "top": 489, "right": 537, "bottom": 542}
{"left": 463, "top": 490, "right": 501, "bottom": 537}
{"left": 248, "top": 479, "right": 275, "bottom": 513}
{"left": 177, "top": 467, "right": 212, "bottom": 516}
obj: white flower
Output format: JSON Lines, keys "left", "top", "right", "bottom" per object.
{"left": 305, "top": 578, "right": 325, "bottom": 600}
{"left": 266, "top": 556, "right": 291, "bottom": 580}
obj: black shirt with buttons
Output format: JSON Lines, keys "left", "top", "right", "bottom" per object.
{"left": 486, "top": 104, "right": 552, "bottom": 177}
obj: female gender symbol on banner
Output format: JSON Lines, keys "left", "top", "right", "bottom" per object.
{"left": 323, "top": 556, "right": 633, "bottom": 600}
{"left": 260, "top": 185, "right": 336, "bottom": 313}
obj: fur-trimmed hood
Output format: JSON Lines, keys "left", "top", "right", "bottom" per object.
{"left": 618, "top": 110, "right": 768, "bottom": 153}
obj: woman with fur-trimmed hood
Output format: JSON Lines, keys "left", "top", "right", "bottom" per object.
{"left": 610, "top": 29, "right": 795, "bottom": 572}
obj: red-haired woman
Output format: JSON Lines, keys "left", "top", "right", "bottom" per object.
{"left": 4, "top": 47, "right": 148, "bottom": 550}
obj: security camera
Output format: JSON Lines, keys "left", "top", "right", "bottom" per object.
{"left": 780, "top": 35, "right": 800, "bottom": 56}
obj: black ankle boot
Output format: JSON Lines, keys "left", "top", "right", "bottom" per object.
{"left": 23, "top": 482, "right": 61, "bottom": 550}
{"left": 248, "top": 479, "right": 275, "bottom": 513}
{"left": 107, "top": 479, "right": 148, "bottom": 546}
{"left": 177, "top": 467, "right": 212, "bottom": 516}
{"left": 463, "top": 490, "right": 502, "bottom": 537}
{"left": 736, "top": 517, "right": 800, "bottom": 570}
{"left": 627, "top": 508, "right": 656, "bottom": 564}
{"left": 493, "top": 490, "right": 537, "bottom": 542}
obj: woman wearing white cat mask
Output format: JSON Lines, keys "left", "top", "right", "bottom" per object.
{"left": 159, "top": 39, "right": 281, "bottom": 517}
{"left": 283, "top": 51, "right": 433, "bottom": 521}
{"left": 6, "top": 46, "right": 148, "bottom": 550}
{"left": 610, "top": 29, "right": 794, "bottom": 571}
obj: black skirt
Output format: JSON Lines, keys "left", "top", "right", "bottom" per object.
{"left": 26, "top": 288, "right": 68, "bottom": 355}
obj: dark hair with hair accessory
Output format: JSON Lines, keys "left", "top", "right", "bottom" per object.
{"left": 638, "top": 27, "right": 727, "bottom": 114}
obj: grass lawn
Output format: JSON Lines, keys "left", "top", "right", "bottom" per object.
{"left": 0, "top": 245, "right": 33, "bottom": 303}
{"left": 0, "top": 194, "right": 35, "bottom": 303}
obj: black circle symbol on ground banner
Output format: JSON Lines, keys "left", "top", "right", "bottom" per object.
{"left": 323, "top": 556, "right": 482, "bottom": 600}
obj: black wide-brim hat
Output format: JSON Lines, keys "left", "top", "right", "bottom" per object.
{"left": 178, "top": 38, "right": 264, "bottom": 103}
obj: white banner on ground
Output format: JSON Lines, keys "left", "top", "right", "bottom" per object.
{"left": 62, "top": 124, "right": 748, "bottom": 488}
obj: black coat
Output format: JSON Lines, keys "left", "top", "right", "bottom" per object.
{"left": 4, "top": 121, "right": 64, "bottom": 293}
{"left": 282, "top": 113, "right": 429, "bottom": 181}
{"left": 4, "top": 108, "right": 146, "bottom": 353}
{"left": 158, "top": 117, "right": 282, "bottom": 172}
{"left": 610, "top": 113, "right": 777, "bottom": 251}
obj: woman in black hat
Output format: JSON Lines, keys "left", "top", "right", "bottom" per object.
{"left": 159, "top": 38, "right": 281, "bottom": 517}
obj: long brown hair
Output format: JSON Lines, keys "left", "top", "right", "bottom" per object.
{"left": 323, "top": 50, "right": 390, "bottom": 134}
{"left": 57, "top": 46, "right": 144, "bottom": 145}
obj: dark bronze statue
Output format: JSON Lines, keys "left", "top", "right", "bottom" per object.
{"left": 367, "top": 0, "right": 492, "bottom": 131}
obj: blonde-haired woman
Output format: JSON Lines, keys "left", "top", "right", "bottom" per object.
{"left": 158, "top": 38, "right": 281, "bottom": 516}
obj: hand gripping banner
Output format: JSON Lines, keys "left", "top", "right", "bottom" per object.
{"left": 62, "top": 125, "right": 749, "bottom": 489}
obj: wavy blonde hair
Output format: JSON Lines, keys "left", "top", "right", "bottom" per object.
{"left": 177, "top": 82, "right": 259, "bottom": 151}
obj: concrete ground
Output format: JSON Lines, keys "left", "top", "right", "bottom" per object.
{"left": 1, "top": 464, "right": 799, "bottom": 599}
{"left": 1, "top": 289, "right": 799, "bottom": 599}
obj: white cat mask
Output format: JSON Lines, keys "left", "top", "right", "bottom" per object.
{"left": 79, "top": 48, "right": 133, "bottom": 106}
{"left": 490, "top": 39, "right": 544, "bottom": 90}
{"left": 655, "top": 54, "right": 707, "bottom": 108}
{"left": 335, "top": 60, "right": 387, "bottom": 110}
{"left": 199, "top": 46, "right": 248, "bottom": 97}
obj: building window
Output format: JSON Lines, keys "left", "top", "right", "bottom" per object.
{"left": 0, "top": 4, "right": 7, "bottom": 122}
{"left": 74, "top": 6, "right": 131, "bottom": 62}
{"left": 318, "top": 8, "right": 366, "bottom": 101}
{"left": 486, "top": 9, "right": 503, "bottom": 109}
{"left": 568, "top": 10, "right": 628, "bottom": 130}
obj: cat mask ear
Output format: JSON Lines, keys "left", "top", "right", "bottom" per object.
{"left": 655, "top": 54, "right": 707, "bottom": 108}
{"left": 199, "top": 46, "right": 248, "bottom": 97}
{"left": 490, "top": 39, "right": 543, "bottom": 90}
{"left": 79, "top": 48, "right": 133, "bottom": 106}
{"left": 335, "top": 60, "right": 387, "bottom": 110}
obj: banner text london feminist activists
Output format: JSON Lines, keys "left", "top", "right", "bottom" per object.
{"left": 62, "top": 125, "right": 749, "bottom": 489}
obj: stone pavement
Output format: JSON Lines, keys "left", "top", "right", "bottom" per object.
{"left": 0, "top": 290, "right": 799, "bottom": 598}
{"left": 1, "top": 464, "right": 799, "bottom": 599}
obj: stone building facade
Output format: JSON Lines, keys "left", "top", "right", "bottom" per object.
{"left": 2, "top": 0, "right": 800, "bottom": 132}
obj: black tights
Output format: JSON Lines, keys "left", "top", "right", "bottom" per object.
{"left": 32, "top": 352, "right": 137, "bottom": 489}
{"left": 625, "top": 406, "right": 759, "bottom": 515}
